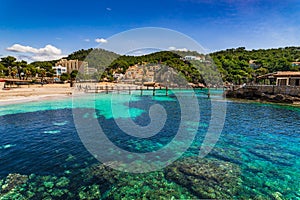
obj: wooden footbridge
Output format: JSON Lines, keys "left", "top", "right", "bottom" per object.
{"left": 75, "top": 82, "right": 211, "bottom": 98}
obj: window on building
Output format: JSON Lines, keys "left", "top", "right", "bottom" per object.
{"left": 277, "top": 79, "right": 287, "bottom": 86}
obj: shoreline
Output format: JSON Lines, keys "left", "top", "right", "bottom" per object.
{"left": 0, "top": 84, "right": 73, "bottom": 106}
{"left": 0, "top": 82, "right": 204, "bottom": 106}
{"left": 225, "top": 96, "right": 300, "bottom": 108}
{"left": 224, "top": 86, "right": 300, "bottom": 105}
{"left": 0, "top": 82, "right": 156, "bottom": 106}
{"left": 2, "top": 83, "right": 300, "bottom": 109}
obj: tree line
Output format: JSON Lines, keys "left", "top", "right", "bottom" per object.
{"left": 1, "top": 46, "right": 299, "bottom": 85}
{"left": 210, "top": 46, "right": 300, "bottom": 84}
{"left": 0, "top": 56, "right": 57, "bottom": 82}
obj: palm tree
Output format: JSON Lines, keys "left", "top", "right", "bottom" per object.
{"left": 23, "top": 68, "right": 31, "bottom": 80}
{"left": 70, "top": 70, "right": 78, "bottom": 87}
{"left": 10, "top": 68, "right": 18, "bottom": 78}
{"left": 38, "top": 68, "right": 46, "bottom": 83}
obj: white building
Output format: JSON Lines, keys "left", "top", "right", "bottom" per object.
{"left": 55, "top": 59, "right": 88, "bottom": 73}
{"left": 184, "top": 55, "right": 203, "bottom": 61}
{"left": 52, "top": 65, "right": 67, "bottom": 77}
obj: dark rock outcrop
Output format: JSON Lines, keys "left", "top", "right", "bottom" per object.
{"left": 225, "top": 87, "right": 300, "bottom": 104}
{"left": 225, "top": 87, "right": 262, "bottom": 100}
{"left": 261, "top": 93, "right": 300, "bottom": 104}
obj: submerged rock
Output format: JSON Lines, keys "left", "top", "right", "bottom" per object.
{"left": 78, "top": 184, "right": 101, "bottom": 200}
{"left": 1, "top": 173, "right": 28, "bottom": 194}
{"left": 272, "top": 191, "right": 284, "bottom": 200}
{"left": 56, "top": 177, "right": 70, "bottom": 188}
{"left": 0, "top": 173, "right": 28, "bottom": 199}
{"left": 248, "top": 148, "right": 296, "bottom": 166}
{"left": 207, "top": 147, "right": 243, "bottom": 165}
{"left": 164, "top": 157, "right": 242, "bottom": 199}
{"left": 44, "top": 181, "right": 54, "bottom": 189}
{"left": 83, "top": 161, "right": 197, "bottom": 199}
{"left": 104, "top": 171, "right": 197, "bottom": 200}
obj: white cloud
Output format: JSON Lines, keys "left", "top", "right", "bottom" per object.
{"left": 84, "top": 38, "right": 90, "bottom": 42}
{"left": 106, "top": 7, "right": 112, "bottom": 11}
{"left": 6, "top": 44, "right": 66, "bottom": 61}
{"left": 95, "top": 38, "right": 108, "bottom": 43}
{"left": 7, "top": 44, "right": 39, "bottom": 53}
{"left": 126, "top": 48, "right": 160, "bottom": 56}
{"left": 168, "top": 46, "right": 188, "bottom": 52}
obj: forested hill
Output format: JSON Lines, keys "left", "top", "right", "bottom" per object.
{"left": 64, "top": 47, "right": 300, "bottom": 84}
{"left": 66, "top": 48, "right": 120, "bottom": 68}
{"left": 2, "top": 46, "right": 299, "bottom": 84}
{"left": 209, "top": 47, "right": 300, "bottom": 84}
{"left": 66, "top": 49, "right": 209, "bottom": 84}
{"left": 103, "top": 51, "right": 207, "bottom": 84}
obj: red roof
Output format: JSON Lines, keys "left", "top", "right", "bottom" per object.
{"left": 257, "top": 71, "right": 300, "bottom": 79}
{"left": 273, "top": 71, "right": 300, "bottom": 77}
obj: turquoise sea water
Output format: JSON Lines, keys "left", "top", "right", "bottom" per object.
{"left": 0, "top": 89, "right": 299, "bottom": 199}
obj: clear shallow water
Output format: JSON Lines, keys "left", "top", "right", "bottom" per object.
{"left": 0, "top": 89, "right": 299, "bottom": 199}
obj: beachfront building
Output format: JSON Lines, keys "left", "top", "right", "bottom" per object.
{"left": 55, "top": 59, "right": 88, "bottom": 74}
{"left": 258, "top": 71, "right": 300, "bottom": 86}
{"left": 52, "top": 65, "right": 67, "bottom": 77}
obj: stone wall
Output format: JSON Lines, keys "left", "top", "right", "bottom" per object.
{"left": 228, "top": 85, "right": 300, "bottom": 97}
{"left": 249, "top": 85, "right": 300, "bottom": 97}
{"left": 225, "top": 85, "right": 300, "bottom": 104}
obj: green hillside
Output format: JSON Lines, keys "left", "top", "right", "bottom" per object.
{"left": 103, "top": 51, "right": 217, "bottom": 84}
{"left": 2, "top": 46, "right": 300, "bottom": 85}
{"left": 210, "top": 47, "right": 300, "bottom": 84}
{"left": 67, "top": 48, "right": 119, "bottom": 69}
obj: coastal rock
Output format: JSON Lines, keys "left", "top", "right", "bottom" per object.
{"left": 262, "top": 94, "right": 294, "bottom": 104}
{"left": 225, "top": 87, "right": 300, "bottom": 104}
{"left": 225, "top": 87, "right": 262, "bottom": 100}
{"left": 164, "top": 157, "right": 242, "bottom": 199}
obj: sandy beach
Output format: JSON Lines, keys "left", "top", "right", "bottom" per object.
{"left": 0, "top": 84, "right": 73, "bottom": 105}
{"left": 0, "top": 82, "right": 146, "bottom": 106}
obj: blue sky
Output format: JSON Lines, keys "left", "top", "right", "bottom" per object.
{"left": 1, "top": 0, "right": 300, "bottom": 61}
